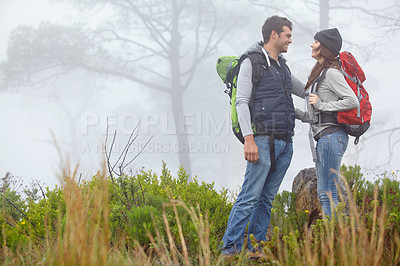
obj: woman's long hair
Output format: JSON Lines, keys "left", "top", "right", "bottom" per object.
{"left": 305, "top": 44, "right": 341, "bottom": 89}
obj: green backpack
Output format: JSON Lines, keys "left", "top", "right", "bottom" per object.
{"left": 216, "top": 52, "right": 263, "bottom": 144}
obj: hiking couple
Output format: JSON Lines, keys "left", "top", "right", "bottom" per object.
{"left": 220, "top": 15, "right": 359, "bottom": 255}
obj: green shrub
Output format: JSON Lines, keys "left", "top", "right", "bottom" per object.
{"left": 105, "top": 161, "right": 233, "bottom": 257}
{"left": 270, "top": 190, "right": 308, "bottom": 236}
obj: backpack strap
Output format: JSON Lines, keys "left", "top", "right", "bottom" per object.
{"left": 239, "top": 52, "right": 265, "bottom": 108}
{"left": 341, "top": 67, "right": 362, "bottom": 118}
{"left": 225, "top": 61, "right": 238, "bottom": 90}
{"left": 311, "top": 68, "right": 339, "bottom": 125}
{"left": 247, "top": 52, "right": 264, "bottom": 86}
{"left": 312, "top": 68, "right": 329, "bottom": 93}
{"left": 269, "top": 134, "right": 276, "bottom": 172}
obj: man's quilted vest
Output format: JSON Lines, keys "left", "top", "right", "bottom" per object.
{"left": 250, "top": 53, "right": 295, "bottom": 135}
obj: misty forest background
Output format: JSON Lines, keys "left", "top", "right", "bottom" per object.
{"left": 1, "top": 0, "right": 399, "bottom": 193}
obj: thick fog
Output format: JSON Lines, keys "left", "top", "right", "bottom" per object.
{"left": 1, "top": 0, "right": 399, "bottom": 193}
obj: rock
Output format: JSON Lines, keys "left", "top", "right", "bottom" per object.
{"left": 265, "top": 167, "right": 351, "bottom": 241}
{"left": 292, "top": 167, "right": 350, "bottom": 219}
{"left": 292, "top": 168, "right": 321, "bottom": 214}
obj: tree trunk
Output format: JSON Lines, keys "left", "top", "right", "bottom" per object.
{"left": 168, "top": 0, "right": 192, "bottom": 181}
{"left": 69, "top": 119, "right": 79, "bottom": 165}
{"left": 170, "top": 91, "right": 192, "bottom": 181}
{"left": 319, "top": 0, "right": 330, "bottom": 29}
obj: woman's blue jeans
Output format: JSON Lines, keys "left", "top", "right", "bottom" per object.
{"left": 221, "top": 135, "right": 293, "bottom": 254}
{"left": 315, "top": 129, "right": 348, "bottom": 217}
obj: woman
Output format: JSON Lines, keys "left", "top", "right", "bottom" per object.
{"left": 296, "top": 28, "right": 359, "bottom": 217}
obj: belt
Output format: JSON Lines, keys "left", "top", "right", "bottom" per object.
{"left": 255, "top": 131, "right": 293, "bottom": 143}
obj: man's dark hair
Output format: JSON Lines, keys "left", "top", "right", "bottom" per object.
{"left": 262, "top": 15, "right": 293, "bottom": 44}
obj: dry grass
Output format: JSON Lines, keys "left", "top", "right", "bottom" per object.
{"left": 1, "top": 158, "right": 400, "bottom": 265}
{"left": 46, "top": 170, "right": 110, "bottom": 264}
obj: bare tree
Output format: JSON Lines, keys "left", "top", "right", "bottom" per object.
{"left": 249, "top": 0, "right": 399, "bottom": 57}
{"left": 0, "top": 0, "right": 236, "bottom": 180}
{"left": 105, "top": 119, "right": 153, "bottom": 180}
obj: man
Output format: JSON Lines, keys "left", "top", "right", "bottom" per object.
{"left": 220, "top": 15, "right": 305, "bottom": 255}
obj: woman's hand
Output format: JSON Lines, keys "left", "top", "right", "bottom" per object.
{"left": 309, "top": 93, "right": 319, "bottom": 106}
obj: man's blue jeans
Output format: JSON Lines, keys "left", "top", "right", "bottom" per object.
{"left": 315, "top": 129, "right": 348, "bottom": 217}
{"left": 221, "top": 135, "right": 293, "bottom": 254}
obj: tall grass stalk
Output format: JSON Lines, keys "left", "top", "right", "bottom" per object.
{"left": 44, "top": 160, "right": 111, "bottom": 265}
{"left": 141, "top": 200, "right": 212, "bottom": 265}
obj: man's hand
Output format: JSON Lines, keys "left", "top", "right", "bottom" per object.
{"left": 244, "top": 135, "right": 259, "bottom": 163}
